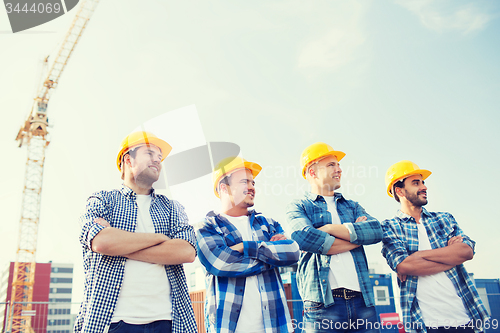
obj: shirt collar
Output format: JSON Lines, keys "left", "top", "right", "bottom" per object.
{"left": 120, "top": 184, "right": 156, "bottom": 199}
{"left": 304, "top": 191, "right": 343, "bottom": 202}
{"left": 207, "top": 209, "right": 260, "bottom": 220}
{"left": 395, "top": 207, "right": 431, "bottom": 221}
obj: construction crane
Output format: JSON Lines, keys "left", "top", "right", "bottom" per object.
{"left": 8, "top": 1, "right": 100, "bottom": 332}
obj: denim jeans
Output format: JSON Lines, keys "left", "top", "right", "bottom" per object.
{"left": 109, "top": 320, "right": 172, "bottom": 333}
{"left": 302, "top": 296, "right": 379, "bottom": 333}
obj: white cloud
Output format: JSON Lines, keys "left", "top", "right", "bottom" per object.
{"left": 396, "top": 0, "right": 491, "bottom": 34}
{"left": 296, "top": 2, "right": 367, "bottom": 71}
{"left": 297, "top": 27, "right": 365, "bottom": 70}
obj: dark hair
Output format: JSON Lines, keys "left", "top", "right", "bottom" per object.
{"left": 393, "top": 179, "right": 405, "bottom": 203}
{"left": 218, "top": 174, "right": 232, "bottom": 195}
{"left": 120, "top": 147, "right": 139, "bottom": 170}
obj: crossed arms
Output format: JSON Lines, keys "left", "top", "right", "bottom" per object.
{"left": 91, "top": 218, "right": 195, "bottom": 265}
{"left": 80, "top": 196, "right": 196, "bottom": 266}
{"left": 381, "top": 215, "right": 474, "bottom": 281}
{"left": 395, "top": 236, "right": 473, "bottom": 281}
{"left": 196, "top": 216, "right": 300, "bottom": 278}
{"left": 286, "top": 201, "right": 383, "bottom": 256}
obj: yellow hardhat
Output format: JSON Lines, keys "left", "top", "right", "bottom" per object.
{"left": 300, "top": 142, "right": 346, "bottom": 179}
{"left": 385, "top": 160, "right": 432, "bottom": 197}
{"left": 212, "top": 156, "right": 262, "bottom": 198}
{"left": 116, "top": 131, "right": 172, "bottom": 171}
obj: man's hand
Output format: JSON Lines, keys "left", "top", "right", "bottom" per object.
{"left": 448, "top": 236, "right": 463, "bottom": 246}
{"left": 397, "top": 272, "right": 407, "bottom": 282}
{"left": 355, "top": 216, "right": 367, "bottom": 222}
{"left": 270, "top": 234, "right": 287, "bottom": 241}
{"left": 230, "top": 243, "right": 244, "bottom": 253}
{"left": 94, "top": 217, "right": 110, "bottom": 228}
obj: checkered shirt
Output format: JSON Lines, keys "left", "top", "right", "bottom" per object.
{"left": 196, "top": 210, "right": 300, "bottom": 333}
{"left": 285, "top": 191, "right": 383, "bottom": 307}
{"left": 74, "top": 185, "right": 198, "bottom": 333}
{"left": 381, "top": 208, "right": 490, "bottom": 333}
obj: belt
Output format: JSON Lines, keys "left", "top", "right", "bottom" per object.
{"left": 332, "top": 288, "right": 362, "bottom": 300}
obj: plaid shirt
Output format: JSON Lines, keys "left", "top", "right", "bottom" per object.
{"left": 196, "top": 210, "right": 300, "bottom": 333}
{"left": 285, "top": 191, "right": 382, "bottom": 307}
{"left": 75, "top": 185, "right": 197, "bottom": 333}
{"left": 381, "top": 208, "right": 490, "bottom": 333}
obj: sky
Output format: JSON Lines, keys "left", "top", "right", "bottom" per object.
{"left": 1, "top": 0, "right": 499, "bottom": 306}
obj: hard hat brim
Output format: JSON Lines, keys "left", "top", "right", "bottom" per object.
{"left": 117, "top": 137, "right": 172, "bottom": 172}
{"left": 213, "top": 161, "right": 262, "bottom": 198}
{"left": 301, "top": 151, "right": 346, "bottom": 179}
{"left": 387, "top": 169, "right": 432, "bottom": 197}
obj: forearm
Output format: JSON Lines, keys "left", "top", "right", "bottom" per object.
{"left": 246, "top": 240, "right": 300, "bottom": 267}
{"left": 327, "top": 238, "right": 360, "bottom": 255}
{"left": 397, "top": 255, "right": 454, "bottom": 276}
{"left": 318, "top": 224, "right": 351, "bottom": 241}
{"left": 91, "top": 227, "right": 166, "bottom": 256}
{"left": 197, "top": 237, "right": 272, "bottom": 277}
{"left": 417, "top": 243, "right": 473, "bottom": 266}
{"left": 230, "top": 240, "right": 299, "bottom": 267}
{"left": 125, "top": 239, "right": 196, "bottom": 265}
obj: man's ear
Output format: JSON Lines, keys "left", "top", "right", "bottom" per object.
{"left": 220, "top": 183, "right": 230, "bottom": 195}
{"left": 307, "top": 166, "right": 316, "bottom": 178}
{"left": 394, "top": 186, "right": 404, "bottom": 199}
{"left": 123, "top": 154, "right": 133, "bottom": 168}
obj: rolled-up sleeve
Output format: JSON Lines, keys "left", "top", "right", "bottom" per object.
{"left": 447, "top": 213, "right": 476, "bottom": 254}
{"left": 349, "top": 203, "right": 382, "bottom": 245}
{"left": 381, "top": 219, "right": 408, "bottom": 272}
{"left": 170, "top": 200, "right": 196, "bottom": 252}
{"left": 79, "top": 194, "right": 109, "bottom": 250}
{"left": 286, "top": 201, "right": 335, "bottom": 255}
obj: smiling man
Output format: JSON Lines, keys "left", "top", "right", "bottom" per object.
{"left": 196, "top": 156, "right": 300, "bottom": 333}
{"left": 381, "top": 160, "right": 489, "bottom": 333}
{"left": 75, "top": 131, "right": 197, "bottom": 333}
{"left": 286, "top": 142, "right": 382, "bottom": 333}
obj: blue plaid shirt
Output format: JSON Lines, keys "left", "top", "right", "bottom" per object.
{"left": 285, "top": 191, "right": 382, "bottom": 307}
{"left": 75, "top": 185, "right": 198, "bottom": 333}
{"left": 196, "top": 210, "right": 300, "bottom": 333}
{"left": 381, "top": 208, "right": 490, "bottom": 333}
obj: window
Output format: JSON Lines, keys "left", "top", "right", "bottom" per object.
{"left": 51, "top": 278, "right": 73, "bottom": 283}
{"left": 51, "top": 267, "right": 73, "bottom": 273}
{"left": 373, "top": 286, "right": 390, "bottom": 305}
{"left": 56, "top": 288, "right": 72, "bottom": 294}
{"left": 55, "top": 298, "right": 71, "bottom": 303}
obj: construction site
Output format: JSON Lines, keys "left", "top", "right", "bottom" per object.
{"left": 1, "top": 1, "right": 500, "bottom": 333}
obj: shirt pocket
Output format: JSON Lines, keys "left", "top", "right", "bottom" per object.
{"left": 433, "top": 224, "right": 455, "bottom": 247}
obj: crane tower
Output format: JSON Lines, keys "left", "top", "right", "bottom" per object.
{"left": 8, "top": 1, "right": 100, "bottom": 332}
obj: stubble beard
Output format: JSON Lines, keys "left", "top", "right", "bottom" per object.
{"left": 406, "top": 190, "right": 428, "bottom": 207}
{"left": 134, "top": 168, "right": 159, "bottom": 188}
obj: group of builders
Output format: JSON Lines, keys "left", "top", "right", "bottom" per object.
{"left": 73, "top": 131, "right": 489, "bottom": 333}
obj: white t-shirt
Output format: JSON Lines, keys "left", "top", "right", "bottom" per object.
{"left": 415, "top": 221, "right": 470, "bottom": 327}
{"left": 324, "top": 196, "right": 361, "bottom": 292}
{"left": 221, "top": 213, "right": 265, "bottom": 333}
{"left": 112, "top": 194, "right": 173, "bottom": 324}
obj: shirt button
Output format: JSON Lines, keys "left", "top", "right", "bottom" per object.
{"left": 322, "top": 279, "right": 326, "bottom": 282}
